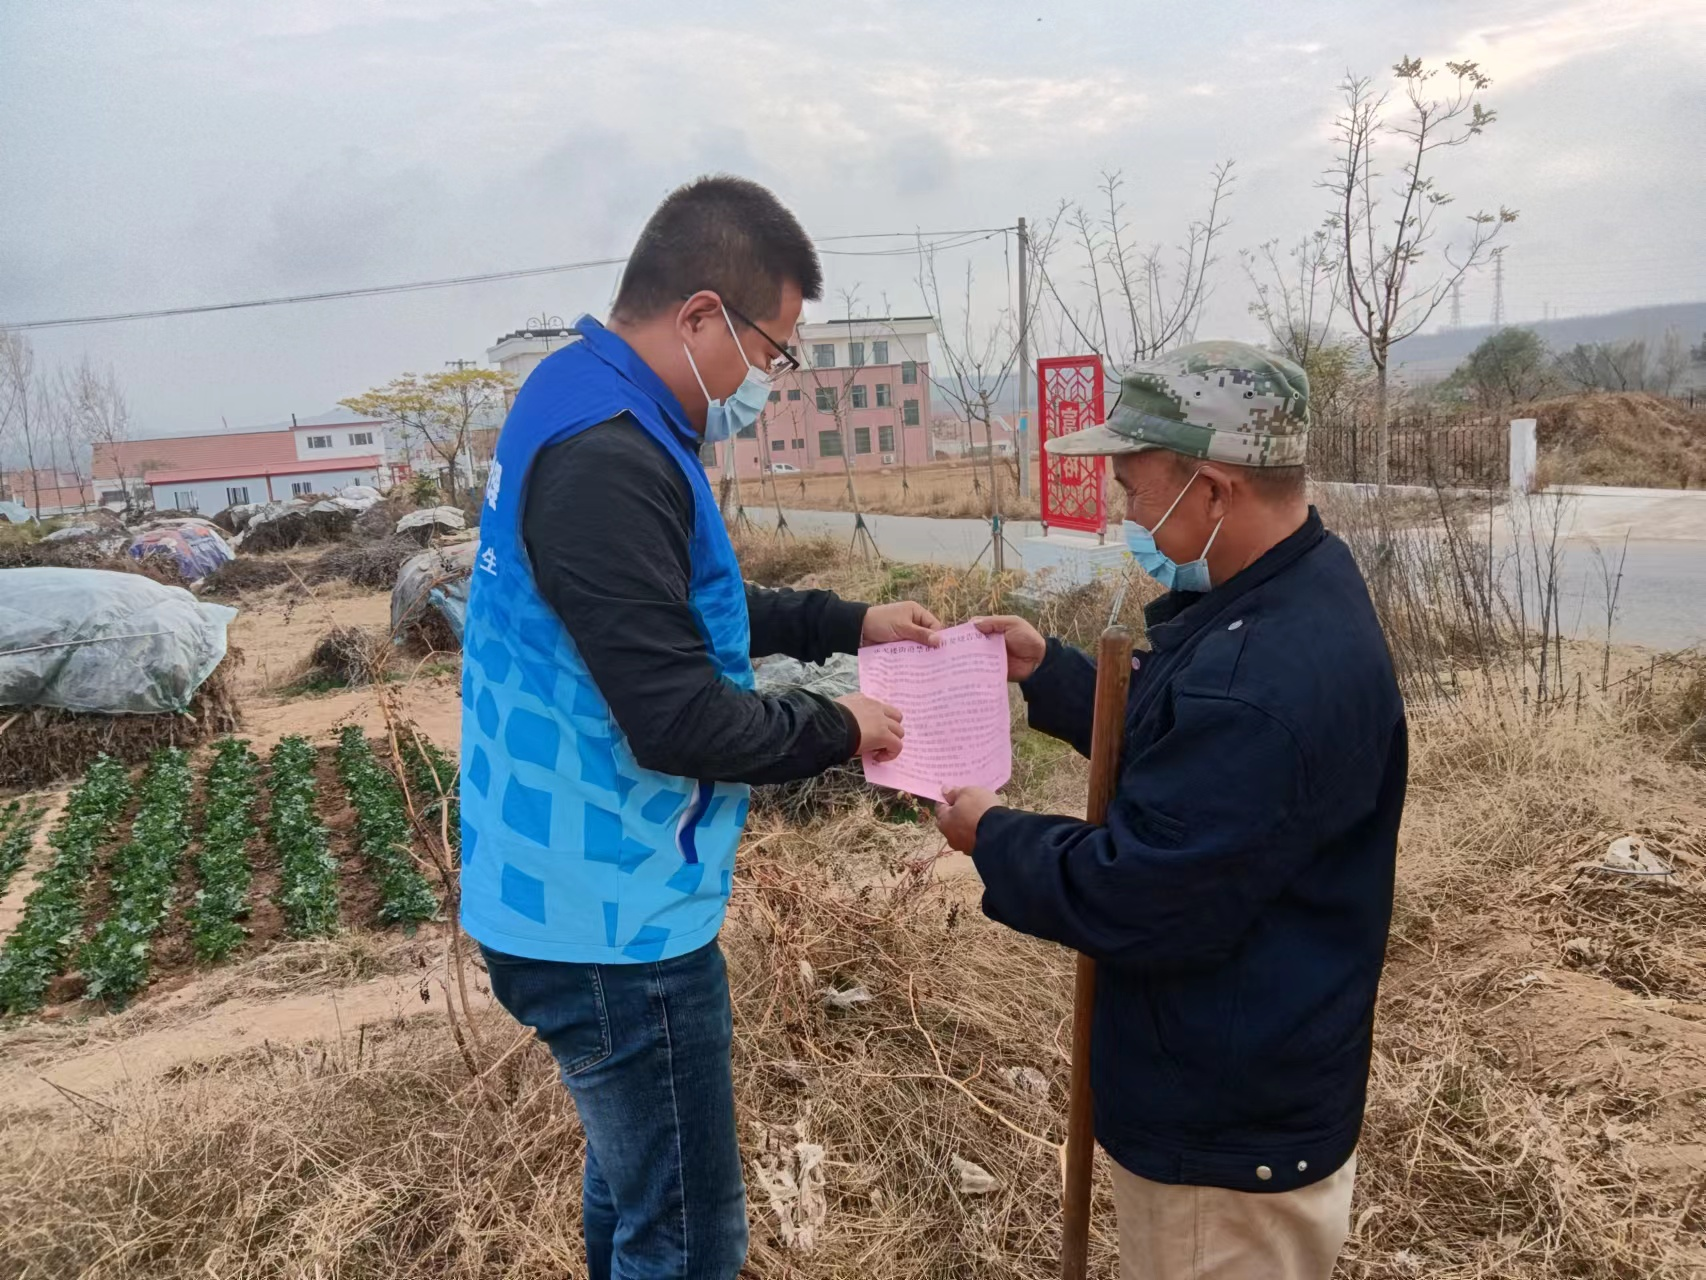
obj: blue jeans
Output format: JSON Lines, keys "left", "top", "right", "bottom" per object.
{"left": 481, "top": 939, "right": 748, "bottom": 1280}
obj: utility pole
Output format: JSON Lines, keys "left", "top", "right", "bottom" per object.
{"left": 1449, "top": 279, "right": 1463, "bottom": 329}
{"left": 1016, "top": 216, "right": 1032, "bottom": 499}
{"left": 445, "top": 358, "right": 477, "bottom": 371}
{"left": 1490, "top": 249, "right": 1506, "bottom": 327}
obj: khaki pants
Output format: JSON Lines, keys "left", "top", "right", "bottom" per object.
{"left": 1108, "top": 1154, "right": 1356, "bottom": 1280}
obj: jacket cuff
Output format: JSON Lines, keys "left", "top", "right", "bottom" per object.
{"left": 827, "top": 597, "right": 870, "bottom": 655}
{"left": 1017, "top": 637, "right": 1068, "bottom": 700}
{"left": 833, "top": 697, "right": 862, "bottom": 758}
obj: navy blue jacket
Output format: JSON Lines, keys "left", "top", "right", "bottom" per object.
{"left": 973, "top": 510, "right": 1406, "bottom": 1193}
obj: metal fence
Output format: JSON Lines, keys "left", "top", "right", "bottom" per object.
{"left": 1308, "top": 414, "right": 1509, "bottom": 489}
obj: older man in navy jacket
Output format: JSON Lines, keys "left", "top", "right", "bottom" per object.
{"left": 935, "top": 342, "right": 1407, "bottom": 1280}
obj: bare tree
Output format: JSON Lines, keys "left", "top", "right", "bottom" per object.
{"left": 1323, "top": 58, "right": 1517, "bottom": 489}
{"left": 0, "top": 330, "right": 47, "bottom": 518}
{"left": 1038, "top": 166, "right": 1235, "bottom": 369}
{"left": 1657, "top": 326, "right": 1689, "bottom": 396}
{"left": 1240, "top": 226, "right": 1344, "bottom": 366}
{"left": 61, "top": 356, "right": 130, "bottom": 510}
{"left": 916, "top": 251, "right": 1026, "bottom": 567}
{"left": 1556, "top": 339, "right": 1651, "bottom": 393}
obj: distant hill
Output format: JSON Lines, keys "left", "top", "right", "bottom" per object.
{"left": 1391, "top": 301, "right": 1706, "bottom": 381}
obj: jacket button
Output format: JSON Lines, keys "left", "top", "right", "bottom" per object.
{"left": 1255, "top": 1165, "right": 1272, "bottom": 1181}
{"left": 1296, "top": 1161, "right": 1308, "bottom": 1173}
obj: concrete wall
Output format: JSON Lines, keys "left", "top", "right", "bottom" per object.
{"left": 293, "top": 423, "right": 386, "bottom": 462}
{"left": 152, "top": 476, "right": 271, "bottom": 514}
{"left": 151, "top": 466, "right": 380, "bottom": 513}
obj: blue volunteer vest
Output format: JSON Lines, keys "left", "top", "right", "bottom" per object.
{"left": 458, "top": 316, "right": 753, "bottom": 964}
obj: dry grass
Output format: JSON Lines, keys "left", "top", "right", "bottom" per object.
{"left": 296, "top": 626, "right": 391, "bottom": 689}
{"left": 748, "top": 460, "right": 1042, "bottom": 521}
{"left": 1, "top": 696, "right": 1703, "bottom": 1278}
{"left": 1525, "top": 392, "right": 1706, "bottom": 490}
{"left": 305, "top": 536, "right": 421, "bottom": 593}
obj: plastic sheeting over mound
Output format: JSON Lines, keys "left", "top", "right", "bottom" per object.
{"left": 128, "top": 521, "right": 234, "bottom": 582}
{"left": 391, "top": 540, "right": 479, "bottom": 643}
{"left": 0, "top": 567, "right": 237, "bottom": 714}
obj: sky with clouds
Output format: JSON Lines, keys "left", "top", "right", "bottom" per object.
{"left": 3, "top": 0, "right": 1704, "bottom": 437}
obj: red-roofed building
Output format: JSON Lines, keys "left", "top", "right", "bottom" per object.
{"left": 91, "top": 417, "right": 393, "bottom": 513}
{"left": 0, "top": 469, "right": 97, "bottom": 517}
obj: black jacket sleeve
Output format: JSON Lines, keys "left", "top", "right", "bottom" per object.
{"left": 1017, "top": 637, "right": 1101, "bottom": 757}
{"left": 522, "top": 418, "right": 858, "bottom": 785}
{"left": 746, "top": 584, "right": 868, "bottom": 662}
{"left": 970, "top": 693, "right": 1311, "bottom": 971}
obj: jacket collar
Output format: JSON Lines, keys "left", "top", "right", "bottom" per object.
{"left": 1143, "top": 507, "right": 1327, "bottom": 651}
{"left": 572, "top": 315, "right": 699, "bottom": 447}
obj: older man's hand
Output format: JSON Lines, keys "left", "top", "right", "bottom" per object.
{"left": 973, "top": 616, "right": 1048, "bottom": 682}
{"left": 935, "top": 785, "right": 1002, "bottom": 854}
{"left": 861, "top": 601, "right": 943, "bottom": 647}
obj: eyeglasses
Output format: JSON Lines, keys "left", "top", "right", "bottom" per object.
{"left": 712, "top": 296, "right": 801, "bottom": 374}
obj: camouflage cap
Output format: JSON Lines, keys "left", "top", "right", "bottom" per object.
{"left": 1046, "top": 340, "right": 1309, "bottom": 467}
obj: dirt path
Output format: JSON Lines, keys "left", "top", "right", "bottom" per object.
{"left": 0, "top": 783, "right": 73, "bottom": 941}
{"left": 0, "top": 932, "right": 493, "bottom": 1117}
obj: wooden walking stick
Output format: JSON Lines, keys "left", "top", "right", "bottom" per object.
{"left": 1061, "top": 625, "right": 1133, "bottom": 1280}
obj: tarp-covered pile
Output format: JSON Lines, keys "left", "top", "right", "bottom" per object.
{"left": 0, "top": 567, "right": 241, "bottom": 784}
{"left": 391, "top": 540, "right": 478, "bottom": 651}
{"left": 128, "top": 520, "right": 234, "bottom": 582}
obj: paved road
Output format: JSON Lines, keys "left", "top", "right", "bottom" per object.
{"left": 746, "top": 507, "right": 1705, "bottom": 652}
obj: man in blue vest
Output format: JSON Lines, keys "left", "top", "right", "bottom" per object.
{"left": 460, "top": 175, "right": 939, "bottom": 1279}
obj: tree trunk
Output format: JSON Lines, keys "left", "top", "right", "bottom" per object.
{"left": 1374, "top": 359, "right": 1390, "bottom": 495}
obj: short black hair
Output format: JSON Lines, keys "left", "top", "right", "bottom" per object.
{"left": 611, "top": 174, "right": 823, "bottom": 324}
{"left": 1164, "top": 449, "right": 1307, "bottom": 502}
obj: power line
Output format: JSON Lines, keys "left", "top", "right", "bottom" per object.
{"left": 2, "top": 227, "right": 1017, "bottom": 332}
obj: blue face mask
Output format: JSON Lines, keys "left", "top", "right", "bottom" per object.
{"left": 1122, "top": 468, "right": 1224, "bottom": 594}
{"left": 683, "top": 305, "right": 773, "bottom": 444}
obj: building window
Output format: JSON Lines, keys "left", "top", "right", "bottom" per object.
{"left": 791, "top": 438, "right": 804, "bottom": 449}
{"left": 815, "top": 386, "right": 836, "bottom": 412}
{"left": 291, "top": 481, "right": 314, "bottom": 497}
{"left": 901, "top": 361, "right": 918, "bottom": 385}
{"left": 876, "top": 383, "right": 891, "bottom": 407}
{"left": 225, "top": 485, "right": 250, "bottom": 506}
{"left": 849, "top": 341, "right": 865, "bottom": 367}
{"left": 785, "top": 344, "right": 799, "bottom": 363}
{"left": 767, "top": 390, "right": 781, "bottom": 403}
{"left": 879, "top": 425, "right": 895, "bottom": 452}
{"left": 786, "top": 388, "right": 801, "bottom": 401}
{"left": 812, "top": 344, "right": 835, "bottom": 368}
{"left": 853, "top": 427, "right": 872, "bottom": 454}
{"left": 873, "top": 340, "right": 889, "bottom": 364}
{"left": 817, "top": 429, "right": 843, "bottom": 457}
{"left": 736, "top": 422, "right": 758, "bottom": 439}
{"left": 903, "top": 399, "right": 920, "bottom": 426}
{"left": 306, "top": 434, "right": 332, "bottom": 449}
{"left": 771, "top": 439, "right": 786, "bottom": 453}
{"left": 348, "top": 431, "right": 374, "bottom": 446}
{"left": 172, "top": 491, "right": 198, "bottom": 512}
{"left": 850, "top": 385, "right": 868, "bottom": 410}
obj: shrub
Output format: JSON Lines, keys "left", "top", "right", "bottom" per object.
{"left": 268, "top": 736, "right": 339, "bottom": 938}
{"left": 335, "top": 726, "right": 439, "bottom": 928}
{"left": 0, "top": 756, "right": 132, "bottom": 1014}
{"left": 79, "top": 748, "right": 194, "bottom": 1006}
{"left": 186, "top": 738, "right": 262, "bottom": 963}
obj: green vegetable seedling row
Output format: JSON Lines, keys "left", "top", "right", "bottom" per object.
{"left": 269, "top": 735, "right": 340, "bottom": 938}
{"left": 80, "top": 748, "right": 193, "bottom": 1007}
{"left": 0, "top": 756, "right": 132, "bottom": 1015}
{"left": 187, "top": 738, "right": 262, "bottom": 963}
{"left": 335, "top": 726, "right": 440, "bottom": 928}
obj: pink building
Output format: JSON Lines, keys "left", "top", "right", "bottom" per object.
{"left": 712, "top": 315, "right": 937, "bottom": 479}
